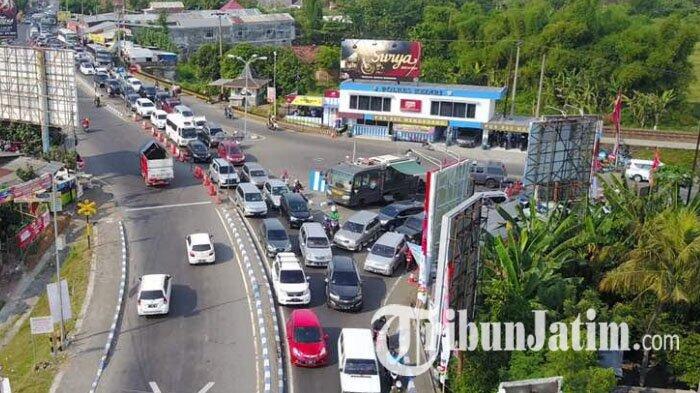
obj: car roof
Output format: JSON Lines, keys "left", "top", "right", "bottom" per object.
{"left": 266, "top": 179, "right": 287, "bottom": 187}
{"left": 245, "top": 162, "right": 264, "bottom": 170}
{"left": 136, "top": 98, "right": 151, "bottom": 102}
{"left": 212, "top": 157, "right": 230, "bottom": 166}
{"left": 189, "top": 232, "right": 211, "bottom": 244}
{"left": 340, "top": 328, "right": 374, "bottom": 358}
{"left": 174, "top": 105, "right": 191, "bottom": 111}
{"left": 302, "top": 222, "right": 326, "bottom": 236}
{"left": 221, "top": 139, "right": 239, "bottom": 147}
{"left": 238, "top": 182, "right": 260, "bottom": 193}
{"left": 630, "top": 159, "right": 654, "bottom": 164}
{"left": 153, "top": 109, "right": 167, "bottom": 115}
{"left": 283, "top": 193, "right": 305, "bottom": 203}
{"left": 140, "top": 274, "right": 168, "bottom": 291}
{"left": 207, "top": 122, "right": 222, "bottom": 129}
{"left": 263, "top": 218, "right": 285, "bottom": 231}
{"left": 375, "top": 231, "right": 405, "bottom": 247}
{"left": 188, "top": 139, "right": 206, "bottom": 146}
{"left": 291, "top": 309, "right": 321, "bottom": 327}
{"left": 347, "top": 210, "right": 378, "bottom": 224}
{"left": 331, "top": 255, "right": 356, "bottom": 271}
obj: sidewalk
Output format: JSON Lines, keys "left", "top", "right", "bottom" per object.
{"left": 50, "top": 195, "right": 122, "bottom": 393}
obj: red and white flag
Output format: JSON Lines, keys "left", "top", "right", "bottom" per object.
{"left": 650, "top": 148, "right": 662, "bottom": 186}
{"left": 611, "top": 91, "right": 623, "bottom": 159}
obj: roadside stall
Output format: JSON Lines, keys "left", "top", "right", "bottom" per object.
{"left": 284, "top": 95, "right": 325, "bottom": 126}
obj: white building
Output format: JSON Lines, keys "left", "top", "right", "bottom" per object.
{"left": 338, "top": 79, "right": 506, "bottom": 144}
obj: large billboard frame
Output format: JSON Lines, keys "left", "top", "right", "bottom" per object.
{"left": 0, "top": 46, "right": 78, "bottom": 131}
{"left": 522, "top": 115, "right": 600, "bottom": 205}
{"left": 340, "top": 39, "right": 422, "bottom": 82}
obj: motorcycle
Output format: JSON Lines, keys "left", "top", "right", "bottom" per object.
{"left": 323, "top": 215, "right": 340, "bottom": 238}
{"left": 81, "top": 121, "right": 90, "bottom": 133}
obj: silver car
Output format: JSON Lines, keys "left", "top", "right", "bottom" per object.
{"left": 234, "top": 183, "right": 267, "bottom": 217}
{"left": 241, "top": 162, "right": 269, "bottom": 188}
{"left": 333, "top": 210, "right": 382, "bottom": 251}
{"left": 364, "top": 232, "right": 407, "bottom": 276}
{"left": 262, "top": 179, "right": 290, "bottom": 209}
{"left": 298, "top": 222, "right": 332, "bottom": 267}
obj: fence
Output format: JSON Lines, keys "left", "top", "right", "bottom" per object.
{"left": 352, "top": 124, "right": 389, "bottom": 139}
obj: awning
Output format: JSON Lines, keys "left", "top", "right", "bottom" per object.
{"left": 291, "top": 95, "right": 324, "bottom": 107}
{"left": 209, "top": 78, "right": 234, "bottom": 87}
{"left": 390, "top": 160, "right": 427, "bottom": 176}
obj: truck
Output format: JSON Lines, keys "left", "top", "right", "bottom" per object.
{"left": 326, "top": 155, "right": 427, "bottom": 207}
{"left": 139, "top": 141, "right": 174, "bottom": 186}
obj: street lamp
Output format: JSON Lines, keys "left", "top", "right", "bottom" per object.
{"left": 227, "top": 54, "right": 268, "bottom": 139}
{"left": 273, "top": 51, "right": 277, "bottom": 118}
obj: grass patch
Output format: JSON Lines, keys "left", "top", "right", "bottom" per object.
{"left": 629, "top": 146, "right": 697, "bottom": 171}
{"left": 689, "top": 42, "right": 700, "bottom": 104}
{"left": 0, "top": 235, "right": 91, "bottom": 393}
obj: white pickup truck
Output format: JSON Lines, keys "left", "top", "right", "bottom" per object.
{"left": 271, "top": 253, "right": 310, "bottom": 305}
{"left": 139, "top": 141, "right": 174, "bottom": 186}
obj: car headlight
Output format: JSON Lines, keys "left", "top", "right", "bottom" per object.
{"left": 319, "top": 346, "right": 327, "bottom": 357}
{"left": 289, "top": 216, "right": 298, "bottom": 221}
{"left": 354, "top": 290, "right": 363, "bottom": 300}
{"left": 266, "top": 244, "right": 276, "bottom": 251}
{"left": 329, "top": 293, "right": 340, "bottom": 301}
{"left": 292, "top": 347, "right": 303, "bottom": 357}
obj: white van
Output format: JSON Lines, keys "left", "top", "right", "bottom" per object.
{"left": 625, "top": 158, "right": 663, "bottom": 182}
{"left": 338, "top": 328, "right": 381, "bottom": 393}
{"left": 165, "top": 113, "right": 198, "bottom": 147}
{"left": 150, "top": 109, "right": 167, "bottom": 129}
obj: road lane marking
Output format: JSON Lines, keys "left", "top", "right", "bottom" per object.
{"left": 124, "top": 201, "right": 212, "bottom": 212}
{"left": 148, "top": 382, "right": 161, "bottom": 393}
{"left": 197, "top": 382, "right": 215, "bottom": 393}
{"left": 215, "top": 207, "right": 262, "bottom": 393}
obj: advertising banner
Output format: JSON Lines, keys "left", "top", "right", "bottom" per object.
{"left": 47, "top": 279, "right": 72, "bottom": 323}
{"left": 291, "top": 95, "right": 324, "bottom": 107}
{"left": 16, "top": 210, "right": 51, "bottom": 249}
{"left": 30, "top": 316, "right": 54, "bottom": 335}
{"left": 400, "top": 99, "right": 422, "bottom": 113}
{"left": 11, "top": 173, "right": 52, "bottom": 199}
{"left": 0, "top": 0, "right": 17, "bottom": 39}
{"left": 340, "top": 39, "right": 421, "bottom": 81}
{"left": 266, "top": 86, "right": 276, "bottom": 103}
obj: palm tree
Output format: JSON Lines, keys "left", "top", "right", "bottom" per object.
{"left": 600, "top": 207, "right": 700, "bottom": 386}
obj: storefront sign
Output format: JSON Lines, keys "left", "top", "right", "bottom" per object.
{"left": 340, "top": 40, "right": 421, "bottom": 81}
{"left": 291, "top": 95, "right": 324, "bottom": 107}
{"left": 374, "top": 115, "right": 448, "bottom": 127}
{"left": 16, "top": 210, "right": 51, "bottom": 249}
{"left": 400, "top": 99, "right": 422, "bottom": 113}
{"left": 11, "top": 173, "right": 52, "bottom": 199}
{"left": 373, "top": 85, "right": 447, "bottom": 96}
{"left": 324, "top": 89, "right": 340, "bottom": 98}
{"left": 0, "top": 0, "right": 18, "bottom": 39}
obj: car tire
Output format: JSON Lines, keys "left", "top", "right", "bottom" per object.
{"left": 633, "top": 175, "right": 643, "bottom": 182}
{"left": 485, "top": 179, "right": 498, "bottom": 188}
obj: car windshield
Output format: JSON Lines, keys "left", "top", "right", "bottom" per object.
{"left": 280, "top": 270, "right": 305, "bottom": 284}
{"left": 331, "top": 270, "right": 358, "bottom": 286}
{"left": 132, "top": 80, "right": 142, "bottom": 86}
{"left": 192, "top": 243, "right": 211, "bottom": 251}
{"left": 342, "top": 221, "right": 364, "bottom": 233}
{"left": 404, "top": 217, "right": 423, "bottom": 231}
{"left": 344, "top": 359, "right": 377, "bottom": 375}
{"left": 379, "top": 205, "right": 401, "bottom": 217}
{"left": 371, "top": 243, "right": 395, "bottom": 258}
{"left": 307, "top": 237, "right": 329, "bottom": 248}
{"left": 245, "top": 193, "right": 263, "bottom": 202}
{"left": 157, "top": 114, "right": 166, "bottom": 120}
{"left": 226, "top": 146, "right": 241, "bottom": 155}
{"left": 181, "top": 127, "right": 197, "bottom": 139}
{"left": 181, "top": 110, "right": 194, "bottom": 117}
{"left": 195, "top": 120, "right": 206, "bottom": 126}
{"left": 267, "top": 229, "right": 288, "bottom": 241}
{"left": 139, "top": 290, "right": 164, "bottom": 300}
{"left": 289, "top": 200, "right": 308, "bottom": 212}
{"left": 272, "top": 186, "right": 289, "bottom": 195}
{"left": 294, "top": 326, "right": 321, "bottom": 343}
{"left": 190, "top": 143, "right": 206, "bottom": 152}
{"left": 218, "top": 165, "right": 233, "bottom": 174}
{"left": 209, "top": 127, "right": 223, "bottom": 135}
{"left": 330, "top": 169, "right": 353, "bottom": 190}
{"left": 141, "top": 102, "right": 154, "bottom": 107}
{"left": 250, "top": 170, "right": 266, "bottom": 177}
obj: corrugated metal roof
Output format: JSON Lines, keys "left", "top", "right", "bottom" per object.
{"left": 148, "top": 1, "right": 184, "bottom": 8}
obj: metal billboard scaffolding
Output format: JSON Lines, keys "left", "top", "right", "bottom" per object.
{"left": 522, "top": 115, "right": 600, "bottom": 205}
{"left": 0, "top": 46, "right": 78, "bottom": 152}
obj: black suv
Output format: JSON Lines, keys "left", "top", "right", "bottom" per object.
{"left": 200, "top": 123, "right": 227, "bottom": 148}
{"left": 140, "top": 85, "right": 157, "bottom": 101}
{"left": 93, "top": 72, "right": 109, "bottom": 88}
{"left": 325, "top": 256, "right": 363, "bottom": 311}
{"left": 187, "top": 140, "right": 212, "bottom": 163}
{"left": 106, "top": 79, "right": 121, "bottom": 97}
{"left": 279, "top": 192, "right": 312, "bottom": 228}
{"left": 259, "top": 218, "right": 292, "bottom": 257}
{"left": 470, "top": 161, "right": 510, "bottom": 189}
{"left": 377, "top": 200, "right": 423, "bottom": 229}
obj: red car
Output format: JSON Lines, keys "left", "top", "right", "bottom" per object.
{"left": 286, "top": 309, "right": 329, "bottom": 367}
{"left": 217, "top": 139, "right": 246, "bottom": 165}
{"left": 160, "top": 98, "right": 182, "bottom": 113}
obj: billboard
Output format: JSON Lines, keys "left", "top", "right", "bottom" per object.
{"left": 523, "top": 116, "right": 600, "bottom": 204}
{"left": 0, "top": 46, "right": 78, "bottom": 129}
{"left": 340, "top": 39, "right": 421, "bottom": 81}
{"left": 0, "top": 0, "right": 18, "bottom": 39}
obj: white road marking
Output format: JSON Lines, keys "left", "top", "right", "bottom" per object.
{"left": 148, "top": 381, "right": 161, "bottom": 393}
{"left": 124, "top": 201, "right": 211, "bottom": 212}
{"left": 383, "top": 275, "right": 404, "bottom": 307}
{"left": 197, "top": 382, "right": 215, "bottom": 393}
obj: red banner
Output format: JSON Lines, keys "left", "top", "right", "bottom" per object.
{"left": 400, "top": 99, "right": 422, "bottom": 113}
{"left": 11, "top": 173, "right": 52, "bottom": 199}
{"left": 324, "top": 89, "right": 340, "bottom": 98}
{"left": 16, "top": 211, "right": 51, "bottom": 249}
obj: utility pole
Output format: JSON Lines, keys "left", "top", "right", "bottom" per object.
{"left": 52, "top": 178, "right": 65, "bottom": 348}
{"left": 37, "top": 49, "right": 50, "bottom": 154}
{"left": 214, "top": 12, "right": 225, "bottom": 99}
{"left": 687, "top": 121, "right": 700, "bottom": 205}
{"left": 509, "top": 40, "right": 522, "bottom": 118}
{"left": 228, "top": 54, "right": 268, "bottom": 139}
{"left": 273, "top": 50, "right": 277, "bottom": 117}
{"left": 535, "top": 52, "right": 546, "bottom": 118}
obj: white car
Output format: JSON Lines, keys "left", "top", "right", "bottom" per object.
{"left": 193, "top": 116, "right": 207, "bottom": 131}
{"left": 79, "top": 62, "right": 95, "bottom": 75}
{"left": 625, "top": 159, "right": 664, "bottom": 182}
{"left": 137, "top": 274, "right": 172, "bottom": 316}
{"left": 150, "top": 110, "right": 167, "bottom": 129}
{"left": 173, "top": 105, "right": 195, "bottom": 122}
{"left": 126, "top": 77, "right": 143, "bottom": 92}
{"left": 135, "top": 98, "right": 156, "bottom": 118}
{"left": 186, "top": 232, "right": 215, "bottom": 264}
{"left": 95, "top": 66, "right": 109, "bottom": 74}
{"left": 271, "top": 253, "right": 310, "bottom": 305}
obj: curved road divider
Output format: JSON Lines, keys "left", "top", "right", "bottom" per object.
{"left": 88, "top": 221, "right": 127, "bottom": 393}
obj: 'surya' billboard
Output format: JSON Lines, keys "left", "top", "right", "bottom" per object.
{"left": 340, "top": 39, "right": 421, "bottom": 81}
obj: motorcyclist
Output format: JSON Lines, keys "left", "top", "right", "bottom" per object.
{"left": 292, "top": 179, "right": 304, "bottom": 193}
{"left": 328, "top": 204, "right": 340, "bottom": 222}
{"left": 81, "top": 117, "right": 90, "bottom": 131}
{"left": 94, "top": 93, "right": 101, "bottom": 107}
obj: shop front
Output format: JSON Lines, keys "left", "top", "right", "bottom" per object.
{"left": 483, "top": 116, "right": 535, "bottom": 150}
{"left": 285, "top": 95, "right": 325, "bottom": 126}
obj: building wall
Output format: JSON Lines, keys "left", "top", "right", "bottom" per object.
{"left": 168, "top": 21, "right": 295, "bottom": 53}
{"left": 338, "top": 83, "right": 502, "bottom": 129}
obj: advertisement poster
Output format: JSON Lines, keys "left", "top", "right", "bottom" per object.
{"left": 400, "top": 99, "right": 422, "bottom": 112}
{"left": 16, "top": 210, "right": 51, "bottom": 249}
{"left": 340, "top": 39, "right": 421, "bottom": 81}
{"left": 0, "top": 0, "right": 17, "bottom": 39}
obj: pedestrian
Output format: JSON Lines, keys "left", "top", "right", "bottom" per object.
{"left": 224, "top": 106, "right": 229, "bottom": 118}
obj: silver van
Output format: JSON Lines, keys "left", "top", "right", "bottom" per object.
{"left": 298, "top": 222, "right": 332, "bottom": 267}
{"left": 209, "top": 158, "right": 239, "bottom": 188}
{"left": 333, "top": 210, "right": 382, "bottom": 251}
{"left": 363, "top": 232, "right": 407, "bottom": 276}
{"left": 234, "top": 182, "right": 267, "bottom": 217}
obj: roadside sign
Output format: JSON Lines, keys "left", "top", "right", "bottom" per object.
{"left": 0, "top": 377, "right": 10, "bottom": 393}
{"left": 47, "top": 280, "right": 72, "bottom": 323}
{"left": 29, "top": 316, "right": 54, "bottom": 335}
{"left": 77, "top": 200, "right": 97, "bottom": 217}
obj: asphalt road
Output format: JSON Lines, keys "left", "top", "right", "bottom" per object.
{"left": 74, "top": 78, "right": 259, "bottom": 393}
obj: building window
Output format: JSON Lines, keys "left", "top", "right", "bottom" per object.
{"left": 205, "top": 29, "right": 214, "bottom": 38}
{"left": 349, "top": 95, "right": 392, "bottom": 112}
{"left": 430, "top": 101, "right": 477, "bottom": 119}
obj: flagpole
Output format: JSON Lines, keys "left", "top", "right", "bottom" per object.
{"left": 687, "top": 121, "right": 700, "bottom": 205}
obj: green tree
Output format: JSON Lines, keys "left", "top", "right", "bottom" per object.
{"left": 669, "top": 333, "right": 700, "bottom": 387}
{"left": 600, "top": 207, "right": 700, "bottom": 386}
{"left": 300, "top": 0, "right": 323, "bottom": 42}
{"left": 315, "top": 45, "right": 339, "bottom": 72}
